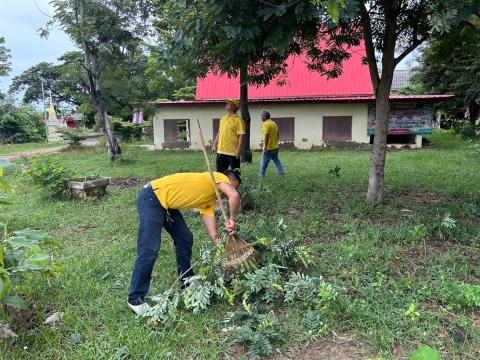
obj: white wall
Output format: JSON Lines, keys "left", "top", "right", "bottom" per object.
{"left": 153, "top": 103, "right": 369, "bottom": 150}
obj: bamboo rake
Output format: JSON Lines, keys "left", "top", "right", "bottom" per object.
{"left": 196, "top": 119, "right": 254, "bottom": 268}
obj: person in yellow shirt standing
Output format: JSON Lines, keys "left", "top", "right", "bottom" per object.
{"left": 212, "top": 99, "right": 245, "bottom": 174}
{"left": 127, "top": 170, "right": 241, "bottom": 315}
{"left": 259, "top": 110, "right": 285, "bottom": 177}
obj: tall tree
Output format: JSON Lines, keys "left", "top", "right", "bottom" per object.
{"left": 9, "top": 56, "right": 88, "bottom": 109}
{"left": 405, "top": 17, "right": 480, "bottom": 125}
{"left": 44, "top": 0, "right": 150, "bottom": 160}
{"left": 154, "top": 0, "right": 349, "bottom": 162}
{"left": 0, "top": 37, "right": 12, "bottom": 100}
{"left": 10, "top": 51, "right": 153, "bottom": 123}
{"left": 348, "top": 0, "right": 478, "bottom": 204}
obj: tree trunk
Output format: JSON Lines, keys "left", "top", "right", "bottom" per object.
{"left": 365, "top": 5, "right": 397, "bottom": 204}
{"left": 366, "top": 84, "right": 391, "bottom": 204}
{"left": 469, "top": 102, "right": 479, "bottom": 127}
{"left": 79, "top": 0, "right": 121, "bottom": 161}
{"left": 94, "top": 77, "right": 122, "bottom": 160}
{"left": 240, "top": 67, "right": 252, "bottom": 163}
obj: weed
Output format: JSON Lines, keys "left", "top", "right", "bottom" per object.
{"left": 404, "top": 303, "right": 421, "bottom": 320}
{"left": 328, "top": 164, "right": 341, "bottom": 177}
{"left": 436, "top": 276, "right": 480, "bottom": 310}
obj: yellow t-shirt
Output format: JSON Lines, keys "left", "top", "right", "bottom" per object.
{"left": 262, "top": 119, "right": 279, "bottom": 150}
{"left": 217, "top": 114, "right": 245, "bottom": 156}
{"left": 150, "top": 172, "right": 230, "bottom": 217}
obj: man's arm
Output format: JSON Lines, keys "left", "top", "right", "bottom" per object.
{"left": 264, "top": 133, "right": 270, "bottom": 150}
{"left": 212, "top": 131, "right": 219, "bottom": 153}
{"left": 235, "top": 134, "right": 244, "bottom": 158}
{"left": 202, "top": 215, "right": 221, "bottom": 244}
{"left": 217, "top": 182, "right": 240, "bottom": 233}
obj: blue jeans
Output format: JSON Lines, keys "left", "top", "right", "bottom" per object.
{"left": 259, "top": 149, "right": 285, "bottom": 177}
{"left": 128, "top": 186, "right": 194, "bottom": 305}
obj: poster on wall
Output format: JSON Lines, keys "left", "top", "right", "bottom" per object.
{"left": 367, "top": 103, "right": 433, "bottom": 135}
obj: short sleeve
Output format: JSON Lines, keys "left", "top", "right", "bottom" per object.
{"left": 199, "top": 203, "right": 215, "bottom": 217}
{"left": 237, "top": 117, "right": 245, "bottom": 135}
{"left": 213, "top": 172, "right": 231, "bottom": 185}
{"left": 262, "top": 122, "right": 268, "bottom": 135}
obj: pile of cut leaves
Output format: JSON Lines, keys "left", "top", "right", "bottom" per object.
{"left": 145, "top": 219, "right": 337, "bottom": 358}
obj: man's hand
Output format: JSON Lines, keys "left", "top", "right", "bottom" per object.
{"left": 212, "top": 144, "right": 217, "bottom": 153}
{"left": 224, "top": 218, "right": 235, "bottom": 235}
{"left": 235, "top": 148, "right": 242, "bottom": 158}
{"left": 211, "top": 234, "right": 222, "bottom": 244}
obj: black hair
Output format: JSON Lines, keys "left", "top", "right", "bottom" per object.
{"left": 223, "top": 169, "right": 241, "bottom": 185}
{"left": 261, "top": 110, "right": 271, "bottom": 119}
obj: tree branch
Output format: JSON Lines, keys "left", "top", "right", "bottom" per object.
{"left": 394, "top": 36, "right": 426, "bottom": 66}
{"left": 359, "top": 2, "right": 379, "bottom": 92}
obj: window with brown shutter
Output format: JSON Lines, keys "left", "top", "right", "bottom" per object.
{"left": 164, "top": 119, "right": 178, "bottom": 142}
{"left": 271, "top": 117, "right": 295, "bottom": 142}
{"left": 323, "top": 116, "right": 352, "bottom": 141}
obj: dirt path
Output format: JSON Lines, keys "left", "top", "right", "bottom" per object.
{"left": 0, "top": 138, "right": 100, "bottom": 161}
{"left": 0, "top": 146, "right": 68, "bottom": 161}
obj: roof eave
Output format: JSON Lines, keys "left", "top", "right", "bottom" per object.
{"left": 145, "top": 94, "right": 454, "bottom": 108}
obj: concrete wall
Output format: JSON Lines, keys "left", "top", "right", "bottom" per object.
{"left": 153, "top": 103, "right": 369, "bottom": 150}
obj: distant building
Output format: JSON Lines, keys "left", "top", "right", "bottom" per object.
{"left": 150, "top": 44, "right": 451, "bottom": 149}
{"left": 391, "top": 70, "right": 413, "bottom": 94}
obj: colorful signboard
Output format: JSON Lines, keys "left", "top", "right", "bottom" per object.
{"left": 367, "top": 103, "right": 433, "bottom": 135}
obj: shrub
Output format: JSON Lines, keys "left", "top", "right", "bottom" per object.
{"left": 61, "top": 129, "right": 88, "bottom": 148}
{"left": 112, "top": 120, "right": 144, "bottom": 142}
{"left": 458, "top": 124, "right": 477, "bottom": 139}
{"left": 0, "top": 103, "right": 46, "bottom": 144}
{"left": 22, "top": 159, "right": 74, "bottom": 198}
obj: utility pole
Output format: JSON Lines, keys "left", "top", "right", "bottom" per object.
{"left": 39, "top": 76, "right": 48, "bottom": 142}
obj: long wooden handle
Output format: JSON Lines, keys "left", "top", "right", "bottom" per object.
{"left": 196, "top": 119, "right": 229, "bottom": 221}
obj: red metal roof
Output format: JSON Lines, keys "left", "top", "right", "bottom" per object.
{"left": 196, "top": 44, "right": 374, "bottom": 100}
{"left": 153, "top": 94, "right": 454, "bottom": 107}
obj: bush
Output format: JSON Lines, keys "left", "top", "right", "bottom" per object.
{"left": 451, "top": 119, "right": 478, "bottom": 139}
{"left": 458, "top": 124, "right": 477, "bottom": 139}
{"left": 112, "top": 120, "right": 144, "bottom": 142}
{"left": 61, "top": 129, "right": 88, "bottom": 147}
{"left": 22, "top": 159, "right": 74, "bottom": 198}
{"left": 0, "top": 103, "right": 46, "bottom": 144}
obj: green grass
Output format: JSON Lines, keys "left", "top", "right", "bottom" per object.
{"left": 0, "top": 142, "right": 64, "bottom": 156}
{"left": 1, "top": 130, "right": 479, "bottom": 359}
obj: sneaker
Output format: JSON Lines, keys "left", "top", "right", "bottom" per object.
{"left": 127, "top": 302, "right": 151, "bottom": 316}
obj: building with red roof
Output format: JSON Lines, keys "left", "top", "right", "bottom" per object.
{"left": 151, "top": 43, "right": 452, "bottom": 150}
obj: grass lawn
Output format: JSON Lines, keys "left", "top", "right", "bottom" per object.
{"left": 1, "top": 131, "right": 479, "bottom": 359}
{"left": 0, "top": 143, "right": 64, "bottom": 156}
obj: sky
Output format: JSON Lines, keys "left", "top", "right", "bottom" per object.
{"left": 0, "top": 0, "right": 75, "bottom": 95}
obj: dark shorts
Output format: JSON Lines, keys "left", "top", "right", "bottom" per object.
{"left": 216, "top": 153, "right": 240, "bottom": 173}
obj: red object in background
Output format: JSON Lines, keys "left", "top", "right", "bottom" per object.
{"left": 195, "top": 43, "right": 373, "bottom": 100}
{"left": 64, "top": 116, "right": 79, "bottom": 128}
